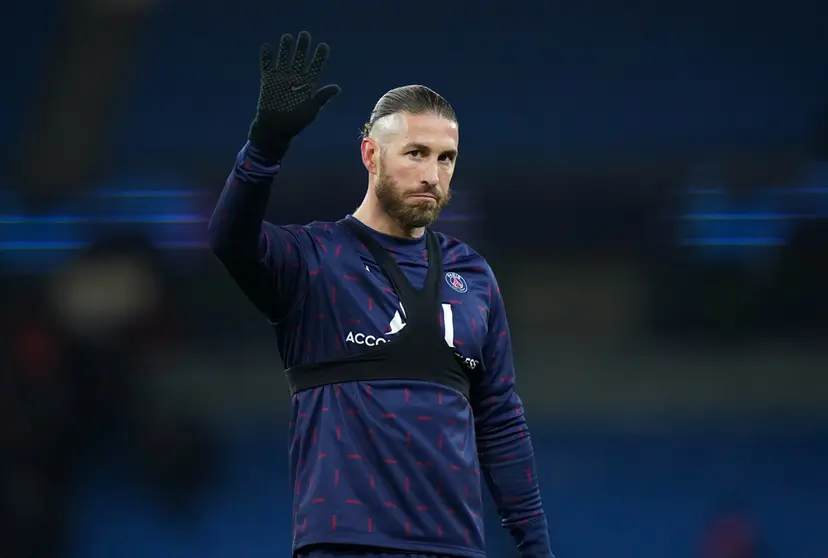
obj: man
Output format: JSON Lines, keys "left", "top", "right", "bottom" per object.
{"left": 208, "top": 31, "right": 554, "bottom": 558}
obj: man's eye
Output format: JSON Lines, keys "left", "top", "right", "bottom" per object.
{"left": 407, "top": 150, "right": 422, "bottom": 158}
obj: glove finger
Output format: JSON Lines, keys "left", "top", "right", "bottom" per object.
{"left": 313, "top": 84, "right": 341, "bottom": 109}
{"left": 305, "top": 42, "right": 330, "bottom": 79}
{"left": 260, "top": 43, "right": 275, "bottom": 72}
{"left": 291, "top": 30, "right": 311, "bottom": 75}
{"left": 275, "top": 33, "right": 293, "bottom": 74}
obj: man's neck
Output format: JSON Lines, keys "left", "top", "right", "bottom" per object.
{"left": 352, "top": 198, "right": 425, "bottom": 240}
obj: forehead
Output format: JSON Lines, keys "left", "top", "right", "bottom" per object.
{"left": 397, "top": 112, "right": 458, "bottom": 149}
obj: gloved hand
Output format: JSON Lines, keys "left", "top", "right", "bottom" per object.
{"left": 248, "top": 31, "right": 341, "bottom": 160}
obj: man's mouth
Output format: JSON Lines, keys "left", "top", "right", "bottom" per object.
{"left": 408, "top": 193, "right": 437, "bottom": 202}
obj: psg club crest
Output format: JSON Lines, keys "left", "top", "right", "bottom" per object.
{"left": 445, "top": 272, "right": 468, "bottom": 293}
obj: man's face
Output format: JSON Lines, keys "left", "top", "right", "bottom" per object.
{"left": 373, "top": 112, "right": 459, "bottom": 230}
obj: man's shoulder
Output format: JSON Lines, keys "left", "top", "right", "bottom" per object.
{"left": 279, "top": 219, "right": 346, "bottom": 242}
{"left": 297, "top": 220, "right": 342, "bottom": 234}
{"left": 432, "top": 231, "right": 494, "bottom": 277}
{"left": 259, "top": 220, "right": 347, "bottom": 263}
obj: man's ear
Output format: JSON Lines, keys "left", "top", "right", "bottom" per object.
{"left": 360, "top": 138, "right": 379, "bottom": 174}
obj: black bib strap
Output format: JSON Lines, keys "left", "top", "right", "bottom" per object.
{"left": 421, "top": 228, "right": 444, "bottom": 302}
{"left": 285, "top": 351, "right": 471, "bottom": 398}
{"left": 342, "top": 219, "right": 443, "bottom": 315}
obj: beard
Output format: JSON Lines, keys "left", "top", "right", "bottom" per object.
{"left": 374, "top": 168, "right": 451, "bottom": 231}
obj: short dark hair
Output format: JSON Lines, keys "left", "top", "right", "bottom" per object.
{"left": 361, "top": 85, "right": 456, "bottom": 139}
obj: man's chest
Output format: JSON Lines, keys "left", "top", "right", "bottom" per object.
{"left": 296, "top": 247, "right": 491, "bottom": 360}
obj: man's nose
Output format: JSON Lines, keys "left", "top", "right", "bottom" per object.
{"left": 421, "top": 162, "right": 439, "bottom": 186}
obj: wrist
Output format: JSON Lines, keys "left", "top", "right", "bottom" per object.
{"left": 247, "top": 118, "right": 291, "bottom": 163}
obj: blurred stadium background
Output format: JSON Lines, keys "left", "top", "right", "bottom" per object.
{"left": 2, "top": 0, "right": 828, "bottom": 556}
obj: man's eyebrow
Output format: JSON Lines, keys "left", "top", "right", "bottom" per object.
{"left": 403, "top": 142, "right": 430, "bottom": 151}
{"left": 403, "top": 143, "right": 457, "bottom": 157}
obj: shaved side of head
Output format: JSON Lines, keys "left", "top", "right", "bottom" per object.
{"left": 368, "top": 113, "right": 407, "bottom": 149}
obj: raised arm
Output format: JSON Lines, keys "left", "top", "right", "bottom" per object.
{"left": 208, "top": 142, "right": 312, "bottom": 322}
{"left": 207, "top": 31, "right": 339, "bottom": 322}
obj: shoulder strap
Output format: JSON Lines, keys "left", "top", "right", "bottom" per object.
{"left": 341, "top": 219, "right": 443, "bottom": 312}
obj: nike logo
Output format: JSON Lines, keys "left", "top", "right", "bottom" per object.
{"left": 291, "top": 83, "right": 311, "bottom": 92}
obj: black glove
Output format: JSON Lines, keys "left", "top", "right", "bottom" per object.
{"left": 248, "top": 31, "right": 341, "bottom": 160}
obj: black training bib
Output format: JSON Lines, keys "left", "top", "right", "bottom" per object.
{"left": 284, "top": 219, "right": 471, "bottom": 399}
